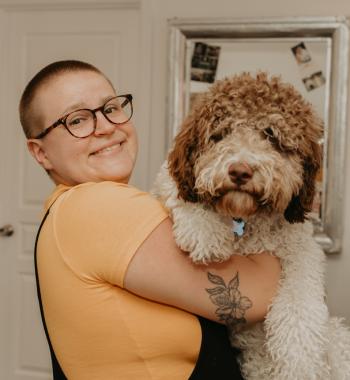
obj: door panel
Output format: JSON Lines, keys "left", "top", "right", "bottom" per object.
{"left": 0, "top": 5, "right": 142, "bottom": 379}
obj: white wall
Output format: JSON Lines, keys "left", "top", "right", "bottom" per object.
{"left": 145, "top": 0, "right": 350, "bottom": 323}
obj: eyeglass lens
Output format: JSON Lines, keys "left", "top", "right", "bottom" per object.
{"left": 66, "top": 96, "right": 132, "bottom": 138}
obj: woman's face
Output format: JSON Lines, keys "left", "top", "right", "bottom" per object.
{"left": 28, "top": 70, "right": 138, "bottom": 186}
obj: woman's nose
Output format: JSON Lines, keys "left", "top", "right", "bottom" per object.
{"left": 94, "top": 111, "right": 116, "bottom": 136}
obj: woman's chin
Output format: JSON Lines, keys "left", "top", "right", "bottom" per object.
{"left": 91, "top": 157, "right": 135, "bottom": 183}
{"left": 99, "top": 170, "right": 131, "bottom": 184}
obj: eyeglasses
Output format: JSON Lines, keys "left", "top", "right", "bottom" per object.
{"left": 34, "top": 94, "right": 133, "bottom": 139}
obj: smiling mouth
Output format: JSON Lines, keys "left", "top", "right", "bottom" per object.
{"left": 91, "top": 142, "right": 124, "bottom": 156}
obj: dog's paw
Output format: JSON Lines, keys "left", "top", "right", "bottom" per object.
{"left": 172, "top": 206, "right": 236, "bottom": 264}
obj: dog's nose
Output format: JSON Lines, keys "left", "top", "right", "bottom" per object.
{"left": 228, "top": 162, "right": 253, "bottom": 185}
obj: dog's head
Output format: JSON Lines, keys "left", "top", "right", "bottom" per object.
{"left": 168, "top": 72, "right": 323, "bottom": 223}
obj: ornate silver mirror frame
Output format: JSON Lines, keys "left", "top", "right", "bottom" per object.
{"left": 167, "top": 17, "right": 349, "bottom": 253}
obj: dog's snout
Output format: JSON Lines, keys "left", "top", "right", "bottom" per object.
{"left": 228, "top": 162, "right": 253, "bottom": 185}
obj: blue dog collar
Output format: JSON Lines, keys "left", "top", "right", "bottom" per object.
{"left": 232, "top": 218, "right": 245, "bottom": 237}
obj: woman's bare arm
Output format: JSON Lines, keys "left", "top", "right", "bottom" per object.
{"left": 125, "top": 218, "right": 281, "bottom": 329}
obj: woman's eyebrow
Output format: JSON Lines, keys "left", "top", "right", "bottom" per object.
{"left": 60, "top": 95, "right": 117, "bottom": 115}
{"left": 61, "top": 102, "right": 86, "bottom": 115}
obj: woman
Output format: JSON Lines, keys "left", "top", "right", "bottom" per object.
{"left": 21, "top": 60, "right": 281, "bottom": 379}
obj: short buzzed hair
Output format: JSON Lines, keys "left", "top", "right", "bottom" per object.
{"left": 19, "top": 60, "right": 105, "bottom": 138}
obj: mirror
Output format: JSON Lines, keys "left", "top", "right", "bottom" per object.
{"left": 167, "top": 17, "right": 349, "bottom": 253}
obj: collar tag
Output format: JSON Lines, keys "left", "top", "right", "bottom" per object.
{"left": 232, "top": 218, "right": 245, "bottom": 237}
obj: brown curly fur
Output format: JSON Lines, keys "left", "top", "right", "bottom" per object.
{"left": 168, "top": 72, "right": 323, "bottom": 223}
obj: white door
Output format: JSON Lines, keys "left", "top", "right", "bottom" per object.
{"left": 0, "top": 4, "right": 146, "bottom": 379}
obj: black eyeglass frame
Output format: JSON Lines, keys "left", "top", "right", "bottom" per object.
{"left": 34, "top": 94, "right": 133, "bottom": 139}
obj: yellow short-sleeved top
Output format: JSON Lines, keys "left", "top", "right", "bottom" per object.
{"left": 37, "top": 181, "right": 202, "bottom": 380}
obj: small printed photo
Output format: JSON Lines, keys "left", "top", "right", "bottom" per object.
{"left": 291, "top": 42, "right": 312, "bottom": 65}
{"left": 191, "top": 42, "right": 221, "bottom": 83}
{"left": 302, "top": 71, "right": 326, "bottom": 92}
{"left": 311, "top": 71, "right": 326, "bottom": 87}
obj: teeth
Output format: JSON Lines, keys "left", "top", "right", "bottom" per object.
{"left": 94, "top": 143, "right": 121, "bottom": 155}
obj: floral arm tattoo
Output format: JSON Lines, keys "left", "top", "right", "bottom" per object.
{"left": 206, "top": 272, "right": 253, "bottom": 332}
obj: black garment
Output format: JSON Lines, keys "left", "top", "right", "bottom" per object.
{"left": 35, "top": 208, "right": 243, "bottom": 380}
{"left": 189, "top": 317, "right": 244, "bottom": 379}
{"left": 34, "top": 208, "right": 67, "bottom": 379}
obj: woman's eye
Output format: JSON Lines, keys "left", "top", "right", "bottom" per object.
{"left": 104, "top": 106, "right": 118, "bottom": 114}
{"left": 69, "top": 118, "right": 83, "bottom": 126}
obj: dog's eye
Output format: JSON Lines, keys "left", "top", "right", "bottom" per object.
{"left": 264, "top": 127, "right": 274, "bottom": 137}
{"left": 209, "top": 126, "right": 231, "bottom": 143}
{"left": 209, "top": 133, "right": 224, "bottom": 143}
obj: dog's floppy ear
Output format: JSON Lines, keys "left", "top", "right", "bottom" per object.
{"left": 168, "top": 113, "right": 200, "bottom": 202}
{"left": 168, "top": 106, "right": 209, "bottom": 203}
{"left": 284, "top": 140, "right": 322, "bottom": 223}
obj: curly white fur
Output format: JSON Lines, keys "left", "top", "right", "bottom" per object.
{"left": 152, "top": 162, "right": 350, "bottom": 380}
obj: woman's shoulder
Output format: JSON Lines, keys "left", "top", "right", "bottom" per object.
{"left": 55, "top": 181, "right": 147, "bottom": 204}
{"left": 52, "top": 181, "right": 167, "bottom": 220}
{"left": 45, "top": 181, "right": 139, "bottom": 210}
{"left": 70, "top": 181, "right": 146, "bottom": 197}
{"left": 47, "top": 181, "right": 169, "bottom": 287}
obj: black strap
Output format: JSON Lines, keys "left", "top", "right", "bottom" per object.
{"left": 34, "top": 208, "right": 68, "bottom": 379}
{"left": 189, "top": 316, "right": 243, "bottom": 380}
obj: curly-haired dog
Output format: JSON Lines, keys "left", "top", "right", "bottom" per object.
{"left": 152, "top": 72, "right": 350, "bottom": 379}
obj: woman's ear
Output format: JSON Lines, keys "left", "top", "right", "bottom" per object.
{"left": 27, "top": 139, "right": 53, "bottom": 171}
